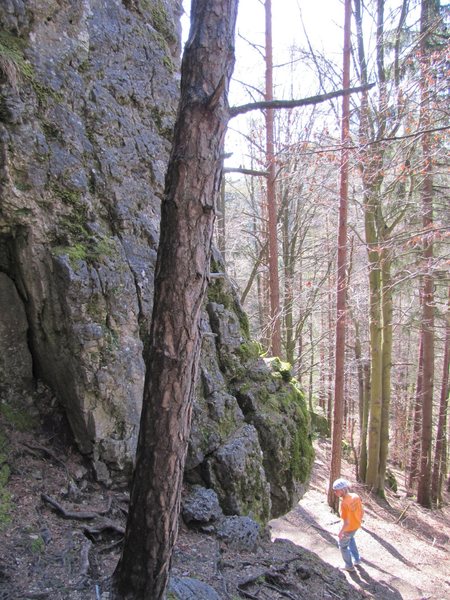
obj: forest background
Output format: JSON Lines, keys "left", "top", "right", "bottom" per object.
{"left": 183, "top": 0, "right": 449, "bottom": 506}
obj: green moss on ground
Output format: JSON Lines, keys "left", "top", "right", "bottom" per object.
{"left": 0, "top": 403, "right": 36, "bottom": 432}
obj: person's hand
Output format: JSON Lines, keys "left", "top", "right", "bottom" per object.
{"left": 338, "top": 530, "right": 344, "bottom": 541}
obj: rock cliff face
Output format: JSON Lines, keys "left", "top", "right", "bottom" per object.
{"left": 0, "top": 0, "right": 313, "bottom": 520}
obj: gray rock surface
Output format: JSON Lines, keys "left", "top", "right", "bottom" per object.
{"left": 0, "top": 0, "right": 182, "bottom": 480}
{"left": 182, "top": 486, "right": 223, "bottom": 527}
{"left": 0, "top": 0, "right": 314, "bottom": 521}
{"left": 168, "top": 577, "right": 221, "bottom": 600}
{"left": 0, "top": 272, "right": 33, "bottom": 396}
{"left": 216, "top": 515, "right": 261, "bottom": 552}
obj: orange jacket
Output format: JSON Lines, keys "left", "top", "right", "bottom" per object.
{"left": 340, "top": 492, "right": 363, "bottom": 532}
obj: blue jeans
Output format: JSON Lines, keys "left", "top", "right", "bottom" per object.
{"left": 339, "top": 530, "right": 360, "bottom": 568}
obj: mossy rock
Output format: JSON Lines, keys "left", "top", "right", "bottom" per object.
{"left": 233, "top": 367, "right": 314, "bottom": 517}
{"left": 385, "top": 469, "right": 398, "bottom": 493}
{"left": 310, "top": 411, "right": 330, "bottom": 437}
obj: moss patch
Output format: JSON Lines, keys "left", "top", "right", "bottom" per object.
{"left": 0, "top": 31, "right": 63, "bottom": 105}
{"left": 207, "top": 276, "right": 250, "bottom": 340}
{"left": 0, "top": 403, "right": 36, "bottom": 432}
{"left": 50, "top": 184, "right": 117, "bottom": 267}
{"left": 0, "top": 31, "right": 33, "bottom": 87}
{"left": 267, "top": 357, "right": 292, "bottom": 382}
{"left": 149, "top": 0, "right": 177, "bottom": 45}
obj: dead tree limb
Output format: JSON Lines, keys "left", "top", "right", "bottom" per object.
{"left": 229, "top": 83, "right": 375, "bottom": 117}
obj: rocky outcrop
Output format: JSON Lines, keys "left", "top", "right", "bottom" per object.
{"left": 0, "top": 0, "right": 182, "bottom": 483}
{"left": 0, "top": 0, "right": 313, "bottom": 521}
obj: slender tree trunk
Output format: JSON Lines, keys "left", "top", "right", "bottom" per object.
{"left": 112, "top": 2, "right": 238, "bottom": 598}
{"left": 359, "top": 359, "right": 370, "bottom": 481}
{"left": 264, "top": 0, "right": 282, "bottom": 357}
{"left": 355, "top": 0, "right": 383, "bottom": 493}
{"left": 417, "top": 0, "right": 436, "bottom": 509}
{"left": 259, "top": 178, "right": 271, "bottom": 348}
{"left": 328, "top": 0, "right": 351, "bottom": 511}
{"left": 432, "top": 286, "right": 449, "bottom": 505}
{"left": 364, "top": 193, "right": 383, "bottom": 491}
{"left": 308, "top": 321, "right": 315, "bottom": 413}
{"left": 282, "top": 188, "right": 295, "bottom": 364}
{"left": 379, "top": 250, "right": 393, "bottom": 495}
{"left": 408, "top": 334, "right": 424, "bottom": 489}
{"left": 327, "top": 269, "right": 334, "bottom": 425}
{"left": 319, "top": 311, "right": 326, "bottom": 411}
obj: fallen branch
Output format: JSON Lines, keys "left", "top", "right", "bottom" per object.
{"left": 41, "top": 493, "right": 112, "bottom": 520}
{"left": 236, "top": 587, "right": 259, "bottom": 600}
{"left": 264, "top": 582, "right": 298, "bottom": 599}
{"left": 395, "top": 503, "right": 410, "bottom": 524}
{"left": 41, "top": 494, "right": 98, "bottom": 519}
{"left": 236, "top": 569, "right": 289, "bottom": 599}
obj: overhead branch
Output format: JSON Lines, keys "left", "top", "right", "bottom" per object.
{"left": 224, "top": 166, "right": 269, "bottom": 177}
{"left": 229, "top": 83, "right": 375, "bottom": 118}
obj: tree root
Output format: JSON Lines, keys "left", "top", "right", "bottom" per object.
{"left": 41, "top": 493, "right": 112, "bottom": 520}
{"left": 83, "top": 518, "right": 125, "bottom": 538}
{"left": 23, "top": 441, "right": 70, "bottom": 477}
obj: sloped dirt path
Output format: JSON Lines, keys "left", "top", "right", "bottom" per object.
{"left": 270, "top": 439, "right": 450, "bottom": 600}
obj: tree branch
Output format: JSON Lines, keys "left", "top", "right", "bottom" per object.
{"left": 224, "top": 167, "right": 269, "bottom": 177}
{"left": 229, "top": 83, "right": 375, "bottom": 118}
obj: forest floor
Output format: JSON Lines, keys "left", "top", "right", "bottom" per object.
{"left": 0, "top": 415, "right": 449, "bottom": 600}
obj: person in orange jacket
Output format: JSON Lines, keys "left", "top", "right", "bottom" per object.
{"left": 332, "top": 478, "right": 364, "bottom": 572}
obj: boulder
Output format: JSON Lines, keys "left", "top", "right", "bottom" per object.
{"left": 168, "top": 577, "right": 220, "bottom": 600}
{"left": 182, "top": 486, "right": 223, "bottom": 528}
{"left": 216, "top": 515, "right": 260, "bottom": 552}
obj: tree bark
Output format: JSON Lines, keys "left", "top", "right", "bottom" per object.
{"left": 112, "top": 1, "right": 238, "bottom": 598}
{"left": 328, "top": 0, "right": 351, "bottom": 511}
{"left": 379, "top": 250, "right": 393, "bottom": 495}
{"left": 431, "top": 286, "right": 449, "bottom": 505}
{"left": 408, "top": 333, "right": 424, "bottom": 489}
{"left": 417, "top": 0, "right": 436, "bottom": 509}
{"left": 264, "top": 0, "right": 282, "bottom": 357}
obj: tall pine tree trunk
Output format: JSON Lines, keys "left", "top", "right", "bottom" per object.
{"left": 364, "top": 192, "right": 383, "bottom": 491}
{"left": 264, "top": 0, "right": 282, "bottom": 357}
{"left": 431, "top": 286, "right": 449, "bottom": 505}
{"left": 359, "top": 359, "right": 370, "bottom": 481}
{"left": 112, "top": 2, "right": 238, "bottom": 598}
{"left": 408, "top": 334, "right": 424, "bottom": 489}
{"left": 328, "top": 0, "right": 351, "bottom": 510}
{"left": 417, "top": 0, "right": 436, "bottom": 509}
{"left": 379, "top": 250, "right": 393, "bottom": 495}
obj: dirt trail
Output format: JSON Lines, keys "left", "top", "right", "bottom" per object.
{"left": 270, "top": 439, "right": 450, "bottom": 600}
